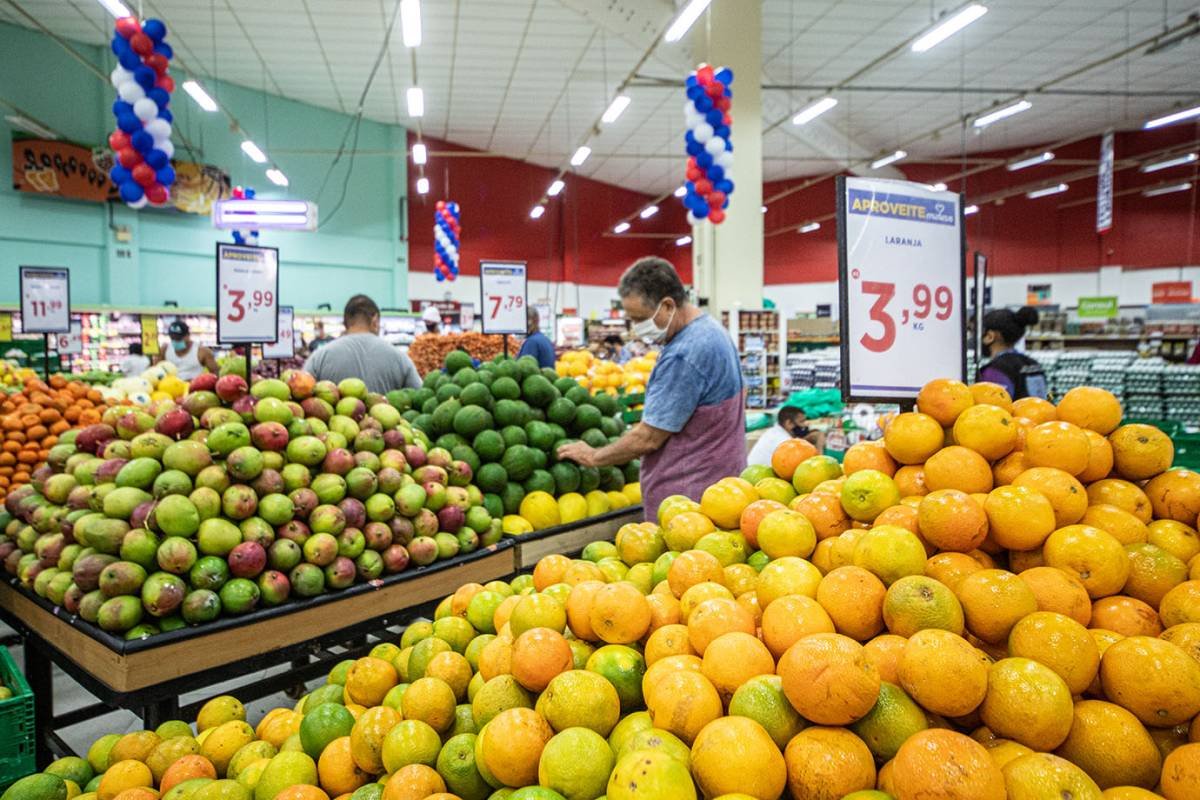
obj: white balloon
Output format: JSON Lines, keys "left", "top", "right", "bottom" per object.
{"left": 704, "top": 136, "right": 726, "bottom": 156}
{"left": 133, "top": 98, "right": 159, "bottom": 122}
{"left": 693, "top": 122, "right": 714, "bottom": 144}
{"left": 111, "top": 66, "right": 133, "bottom": 88}
{"left": 684, "top": 103, "right": 702, "bottom": 126}
{"left": 128, "top": 195, "right": 148, "bottom": 209}
{"left": 158, "top": 139, "right": 175, "bottom": 159}
{"left": 716, "top": 150, "right": 734, "bottom": 169}
{"left": 686, "top": 211, "right": 699, "bottom": 226}
{"left": 144, "top": 118, "right": 171, "bottom": 140}
{"left": 117, "top": 80, "right": 145, "bottom": 103}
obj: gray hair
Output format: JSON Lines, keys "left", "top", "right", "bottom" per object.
{"left": 617, "top": 257, "right": 687, "bottom": 306}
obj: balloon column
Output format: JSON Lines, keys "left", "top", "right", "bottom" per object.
{"left": 107, "top": 17, "right": 176, "bottom": 209}
{"left": 682, "top": 64, "right": 734, "bottom": 225}
{"left": 433, "top": 201, "right": 461, "bottom": 282}
{"left": 230, "top": 186, "right": 260, "bottom": 245}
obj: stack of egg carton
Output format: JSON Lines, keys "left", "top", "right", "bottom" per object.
{"left": 813, "top": 358, "right": 841, "bottom": 390}
{"left": 1123, "top": 358, "right": 1165, "bottom": 419}
{"left": 785, "top": 353, "right": 817, "bottom": 390}
{"left": 1162, "top": 364, "right": 1200, "bottom": 425}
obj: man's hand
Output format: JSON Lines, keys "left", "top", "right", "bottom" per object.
{"left": 556, "top": 441, "right": 598, "bottom": 467}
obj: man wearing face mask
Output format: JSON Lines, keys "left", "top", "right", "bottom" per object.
{"left": 164, "top": 320, "right": 219, "bottom": 380}
{"left": 557, "top": 257, "right": 746, "bottom": 521}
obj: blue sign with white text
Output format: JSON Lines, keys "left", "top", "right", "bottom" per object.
{"left": 847, "top": 188, "right": 957, "bottom": 226}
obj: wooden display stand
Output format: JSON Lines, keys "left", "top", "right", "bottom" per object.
{"left": 511, "top": 507, "right": 644, "bottom": 568}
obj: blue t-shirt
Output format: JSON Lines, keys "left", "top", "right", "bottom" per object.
{"left": 642, "top": 314, "right": 743, "bottom": 433}
{"left": 518, "top": 331, "right": 556, "bottom": 369}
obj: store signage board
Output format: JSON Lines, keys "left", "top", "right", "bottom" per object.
{"left": 973, "top": 252, "right": 988, "bottom": 365}
{"left": 55, "top": 320, "right": 83, "bottom": 355}
{"left": 0, "top": 314, "right": 12, "bottom": 342}
{"left": 1078, "top": 296, "right": 1119, "bottom": 318}
{"left": 19, "top": 266, "right": 71, "bottom": 334}
{"left": 460, "top": 303, "right": 475, "bottom": 330}
{"left": 479, "top": 260, "right": 528, "bottom": 335}
{"left": 1152, "top": 281, "right": 1193, "bottom": 304}
{"left": 836, "top": 177, "right": 966, "bottom": 403}
{"left": 1097, "top": 132, "right": 1114, "bottom": 234}
{"left": 215, "top": 243, "right": 280, "bottom": 344}
{"left": 263, "top": 306, "right": 296, "bottom": 359}
{"left": 140, "top": 316, "right": 160, "bottom": 356}
{"left": 556, "top": 316, "right": 585, "bottom": 348}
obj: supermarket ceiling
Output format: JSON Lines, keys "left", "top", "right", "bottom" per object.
{"left": 3, "top": 0, "right": 1199, "bottom": 195}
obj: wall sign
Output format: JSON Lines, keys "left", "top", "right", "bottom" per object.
{"left": 262, "top": 306, "right": 296, "bottom": 359}
{"left": 215, "top": 243, "right": 280, "bottom": 344}
{"left": 837, "top": 177, "right": 965, "bottom": 402}
{"left": 479, "top": 261, "right": 528, "bottom": 335}
{"left": 1078, "top": 296, "right": 1119, "bottom": 318}
{"left": 19, "top": 266, "right": 71, "bottom": 334}
{"left": 1152, "top": 281, "right": 1193, "bottom": 304}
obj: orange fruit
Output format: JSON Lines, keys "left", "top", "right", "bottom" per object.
{"left": 970, "top": 382, "right": 1014, "bottom": 411}
{"left": 924, "top": 445, "right": 995, "bottom": 497}
{"left": 890, "top": 729, "right": 1006, "bottom": 800}
{"left": 699, "top": 479, "right": 758, "bottom": 530}
{"left": 925, "top": 551, "right": 985, "bottom": 592}
{"left": 982, "top": 485, "right": 1056, "bottom": 550}
{"left": 1044, "top": 525, "right": 1131, "bottom": 599}
{"left": 510, "top": 628, "right": 573, "bottom": 692}
{"left": 790, "top": 492, "right": 851, "bottom": 541}
{"left": 761, "top": 593, "right": 836, "bottom": 657}
{"left": 893, "top": 465, "right": 928, "bottom": 498}
{"left": 1012, "top": 396, "right": 1058, "bottom": 424}
{"left": 1110, "top": 424, "right": 1174, "bottom": 481}
{"left": 842, "top": 441, "right": 897, "bottom": 477}
{"left": 1149, "top": 520, "right": 1200, "bottom": 564}
{"left": 348, "top": 706, "right": 401, "bottom": 774}
{"left": 1160, "top": 580, "right": 1200, "bottom": 627}
{"left": 645, "top": 669, "right": 723, "bottom": 744}
{"left": 642, "top": 654, "right": 702, "bottom": 709}
{"left": 644, "top": 591, "right": 682, "bottom": 634}
{"left": 883, "top": 575, "right": 964, "bottom": 637}
{"left": 917, "top": 489, "right": 987, "bottom": 552}
{"left": 563, "top": 580, "right": 605, "bottom": 641}
{"left": 981, "top": 657, "right": 1074, "bottom": 751}
{"left": 1018, "top": 566, "right": 1093, "bottom": 626}
{"left": 956, "top": 569, "right": 1038, "bottom": 644}
{"left": 992, "top": 451, "right": 1028, "bottom": 486}
{"left": 98, "top": 761, "right": 153, "bottom": 800}
{"left": 532, "top": 554, "right": 571, "bottom": 591}
{"left": 851, "top": 525, "right": 927, "bottom": 587}
{"left": 1124, "top": 543, "right": 1188, "bottom": 609}
{"left": 954, "top": 404, "right": 1019, "bottom": 460}
{"left": 896, "top": 628, "right": 988, "bottom": 717}
{"left": 737, "top": 499, "right": 786, "bottom": 549}
{"left": 1055, "top": 699, "right": 1161, "bottom": 790}
{"left": 701, "top": 631, "right": 775, "bottom": 701}
{"left": 863, "top": 633, "right": 908, "bottom": 685}
{"left": 1092, "top": 594, "right": 1163, "bottom": 637}
{"left": 1101, "top": 636, "right": 1200, "bottom": 726}
{"left": 588, "top": 582, "right": 651, "bottom": 644}
{"left": 476, "top": 708, "right": 552, "bottom": 788}
{"left": 1023, "top": 421, "right": 1092, "bottom": 476}
{"left": 1079, "top": 429, "right": 1116, "bottom": 484}
{"left": 883, "top": 412, "right": 944, "bottom": 465}
{"left": 159, "top": 756, "right": 216, "bottom": 795}
{"left": 1013, "top": 467, "right": 1087, "bottom": 527}
{"left": 662, "top": 510, "right": 716, "bottom": 553}
{"left": 1001, "top": 752, "right": 1101, "bottom": 799}
{"left": 666, "top": 550, "right": 725, "bottom": 598}
{"left": 755, "top": 556, "right": 822, "bottom": 608}
{"left": 777, "top": 633, "right": 880, "bottom": 725}
{"left": 771, "top": 438, "right": 819, "bottom": 480}
{"left": 1145, "top": 469, "right": 1200, "bottom": 524}
{"left": 783, "top": 727, "right": 876, "bottom": 800}
{"left": 874, "top": 503, "right": 919, "bottom": 533}
{"left": 756, "top": 509, "right": 817, "bottom": 560}
{"left": 1082, "top": 504, "right": 1149, "bottom": 546}
{"left": 1056, "top": 386, "right": 1122, "bottom": 434}
{"left": 344, "top": 658, "right": 398, "bottom": 708}
{"left": 679, "top": 582, "right": 733, "bottom": 620}
{"left": 317, "top": 737, "right": 369, "bottom": 797}
{"left": 690, "top": 717, "right": 786, "bottom": 800}
{"left": 1088, "top": 479, "right": 1154, "bottom": 523}
{"left": 816, "top": 566, "right": 885, "bottom": 642}
{"left": 1161, "top": 742, "right": 1200, "bottom": 800}
{"left": 686, "top": 597, "right": 755, "bottom": 654}
{"left": 918, "top": 378, "right": 975, "bottom": 426}
{"left": 275, "top": 787, "right": 328, "bottom": 800}
{"left": 1008, "top": 610, "right": 1100, "bottom": 693}
{"left": 381, "top": 765, "right": 444, "bottom": 800}
{"left": 643, "top": 623, "right": 695, "bottom": 665}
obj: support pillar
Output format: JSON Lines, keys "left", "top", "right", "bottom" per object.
{"left": 691, "top": 0, "right": 763, "bottom": 315}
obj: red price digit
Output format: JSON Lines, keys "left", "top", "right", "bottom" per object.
{"left": 860, "top": 280, "right": 897, "bottom": 353}
{"left": 225, "top": 285, "right": 246, "bottom": 322}
{"left": 934, "top": 285, "right": 954, "bottom": 320}
{"left": 513, "top": 295, "right": 524, "bottom": 309}
{"left": 912, "top": 284, "right": 932, "bottom": 319}
{"left": 488, "top": 295, "right": 501, "bottom": 318}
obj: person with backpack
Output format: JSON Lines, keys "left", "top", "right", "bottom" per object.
{"left": 977, "top": 307, "right": 1048, "bottom": 399}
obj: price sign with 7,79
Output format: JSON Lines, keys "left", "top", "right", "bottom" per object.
{"left": 216, "top": 242, "right": 280, "bottom": 344}
{"left": 838, "top": 176, "right": 966, "bottom": 402}
{"left": 479, "top": 260, "right": 528, "bottom": 335}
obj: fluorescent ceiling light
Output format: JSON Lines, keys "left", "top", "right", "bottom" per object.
{"left": 212, "top": 199, "right": 317, "bottom": 231}
{"left": 1145, "top": 104, "right": 1200, "bottom": 129}
{"left": 412, "top": 143, "right": 427, "bottom": 165}
{"left": 602, "top": 95, "right": 631, "bottom": 124}
{"left": 973, "top": 99, "right": 1032, "bottom": 128}
{"left": 640, "top": 205, "right": 659, "bottom": 219}
{"left": 761, "top": 205, "right": 768, "bottom": 213}
{"left": 965, "top": 204, "right": 979, "bottom": 215}
{"left": 674, "top": 186, "right": 687, "bottom": 198}
{"left": 1143, "top": 182, "right": 1191, "bottom": 197}
{"left": 4, "top": 114, "right": 58, "bottom": 139}
{"left": 407, "top": 87, "right": 424, "bottom": 117}
{"left": 265, "top": 169, "right": 289, "bottom": 187}
{"left": 1027, "top": 183, "right": 1068, "bottom": 199}
{"left": 241, "top": 140, "right": 268, "bottom": 163}
{"left": 1007, "top": 151, "right": 1055, "bottom": 171}
{"left": 547, "top": 179, "right": 565, "bottom": 197}
{"left": 182, "top": 80, "right": 218, "bottom": 112}
{"left": 96, "top": 0, "right": 132, "bottom": 18}
{"left": 570, "top": 146, "right": 591, "bottom": 166}
{"left": 400, "top": 0, "right": 421, "bottom": 47}
{"left": 664, "top": 0, "right": 713, "bottom": 43}
{"left": 1142, "top": 153, "right": 1198, "bottom": 172}
{"left": 792, "top": 96, "right": 838, "bottom": 126}
{"left": 911, "top": 3, "right": 988, "bottom": 52}
{"left": 530, "top": 205, "right": 546, "bottom": 219}
{"left": 930, "top": 182, "right": 948, "bottom": 192}
{"left": 676, "top": 236, "right": 692, "bottom": 246}
{"left": 871, "top": 150, "right": 907, "bottom": 169}
{"left": 613, "top": 222, "right": 631, "bottom": 234}
{"left": 416, "top": 177, "right": 429, "bottom": 194}
{"left": 799, "top": 222, "right": 821, "bottom": 233}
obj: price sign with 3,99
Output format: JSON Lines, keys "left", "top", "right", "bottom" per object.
{"left": 263, "top": 306, "right": 296, "bottom": 360}
{"left": 479, "top": 260, "right": 528, "bottom": 335}
{"left": 19, "top": 266, "right": 71, "bottom": 334}
{"left": 837, "top": 177, "right": 965, "bottom": 402}
{"left": 216, "top": 243, "right": 280, "bottom": 344}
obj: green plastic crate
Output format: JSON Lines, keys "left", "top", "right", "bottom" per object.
{"left": 1123, "top": 418, "right": 1184, "bottom": 438}
{"left": 1173, "top": 433, "right": 1200, "bottom": 471}
{"left": 0, "top": 646, "right": 35, "bottom": 791}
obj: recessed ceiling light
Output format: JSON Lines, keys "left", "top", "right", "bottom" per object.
{"left": 870, "top": 150, "right": 907, "bottom": 169}
{"left": 792, "top": 97, "right": 838, "bottom": 126}
{"left": 602, "top": 96, "right": 631, "bottom": 124}
{"left": 614, "top": 222, "right": 631, "bottom": 234}
{"left": 1141, "top": 153, "right": 1198, "bottom": 173}
{"left": 265, "top": 169, "right": 289, "bottom": 187}
{"left": 911, "top": 3, "right": 988, "bottom": 52}
{"left": 95, "top": 0, "right": 131, "bottom": 17}
{"left": 676, "top": 236, "right": 692, "bottom": 246}
{"left": 965, "top": 204, "right": 980, "bottom": 215}
{"left": 407, "top": 87, "right": 425, "bottom": 117}
{"left": 530, "top": 205, "right": 546, "bottom": 218}
{"left": 241, "top": 140, "right": 268, "bottom": 163}
{"left": 570, "top": 146, "right": 591, "bottom": 167}
{"left": 547, "top": 179, "right": 565, "bottom": 196}
{"left": 182, "top": 81, "right": 219, "bottom": 112}
{"left": 1027, "top": 183, "right": 1068, "bottom": 199}
{"left": 1007, "top": 151, "right": 1055, "bottom": 171}
{"left": 1145, "top": 104, "right": 1200, "bottom": 129}
{"left": 640, "top": 205, "right": 659, "bottom": 219}
{"left": 973, "top": 99, "right": 1032, "bottom": 128}
{"left": 930, "top": 182, "right": 948, "bottom": 192}
{"left": 416, "top": 177, "right": 429, "bottom": 194}
{"left": 674, "top": 186, "right": 687, "bottom": 198}
{"left": 664, "top": 0, "right": 713, "bottom": 42}
{"left": 400, "top": 0, "right": 421, "bottom": 47}
{"left": 799, "top": 222, "right": 820, "bottom": 233}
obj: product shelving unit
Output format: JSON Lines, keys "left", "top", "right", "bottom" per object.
{"left": 723, "top": 309, "right": 785, "bottom": 407}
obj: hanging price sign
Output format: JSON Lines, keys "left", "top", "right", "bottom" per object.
{"left": 216, "top": 243, "right": 280, "bottom": 344}
{"left": 480, "top": 260, "right": 528, "bottom": 335}
{"left": 19, "top": 266, "right": 71, "bottom": 334}
{"left": 140, "top": 316, "right": 160, "bottom": 356}
{"left": 55, "top": 320, "right": 83, "bottom": 355}
{"left": 0, "top": 314, "right": 12, "bottom": 342}
{"left": 263, "top": 306, "right": 296, "bottom": 359}
{"left": 837, "top": 177, "right": 965, "bottom": 402}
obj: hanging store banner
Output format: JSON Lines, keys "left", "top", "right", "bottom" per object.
{"left": 1096, "top": 131, "right": 1115, "bottom": 234}
{"left": 1077, "top": 296, "right": 1119, "bottom": 318}
{"left": 837, "top": 177, "right": 966, "bottom": 402}
{"left": 1152, "top": 281, "right": 1193, "bottom": 304}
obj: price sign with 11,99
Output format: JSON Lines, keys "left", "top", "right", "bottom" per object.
{"left": 837, "top": 176, "right": 965, "bottom": 402}
{"left": 19, "top": 266, "right": 71, "bottom": 334}
{"left": 263, "top": 306, "right": 296, "bottom": 360}
{"left": 216, "top": 243, "right": 280, "bottom": 344}
{"left": 479, "top": 260, "right": 528, "bottom": 335}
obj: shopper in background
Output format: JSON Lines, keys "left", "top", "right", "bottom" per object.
{"left": 747, "top": 405, "right": 825, "bottom": 465}
{"left": 601, "top": 334, "right": 631, "bottom": 364}
{"left": 119, "top": 342, "right": 150, "bottom": 377}
{"left": 517, "top": 305, "right": 556, "bottom": 368}
{"left": 165, "top": 320, "right": 219, "bottom": 380}
{"left": 308, "top": 321, "right": 335, "bottom": 352}
{"left": 557, "top": 257, "right": 746, "bottom": 521}
{"left": 978, "top": 307, "right": 1048, "bottom": 399}
{"left": 422, "top": 306, "right": 443, "bottom": 334}
{"left": 305, "top": 294, "right": 422, "bottom": 393}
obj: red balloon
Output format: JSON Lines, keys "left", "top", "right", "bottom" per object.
{"left": 723, "top": 113, "right": 732, "bottom": 126}
{"left": 697, "top": 64, "right": 715, "bottom": 85}
{"left": 117, "top": 147, "right": 142, "bottom": 169}
{"left": 146, "top": 183, "right": 169, "bottom": 205}
{"left": 435, "top": 200, "right": 445, "bottom": 210}
{"left": 155, "top": 74, "right": 175, "bottom": 93}
{"left": 716, "top": 96, "right": 731, "bottom": 112}
{"left": 695, "top": 178, "right": 713, "bottom": 195}
{"left": 686, "top": 166, "right": 702, "bottom": 182}
{"left": 706, "top": 82, "right": 724, "bottom": 98}
{"left": 114, "top": 17, "right": 140, "bottom": 38}
{"left": 108, "top": 130, "right": 131, "bottom": 151}
{"left": 132, "top": 163, "right": 156, "bottom": 187}
{"left": 145, "top": 53, "right": 169, "bottom": 74}
{"left": 232, "top": 186, "right": 245, "bottom": 199}
{"left": 708, "top": 190, "right": 727, "bottom": 207}
{"left": 709, "top": 209, "right": 726, "bottom": 224}
{"left": 130, "top": 32, "right": 153, "bottom": 56}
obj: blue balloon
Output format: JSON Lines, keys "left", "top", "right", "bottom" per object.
{"left": 112, "top": 100, "right": 133, "bottom": 117}
{"left": 245, "top": 187, "right": 256, "bottom": 199}
{"left": 119, "top": 181, "right": 144, "bottom": 202}
{"left": 722, "top": 181, "right": 735, "bottom": 195}
{"left": 708, "top": 165, "right": 725, "bottom": 182}
{"left": 686, "top": 85, "right": 703, "bottom": 101}
{"left": 716, "top": 179, "right": 734, "bottom": 194}
{"left": 723, "top": 87, "right": 732, "bottom": 97}
{"left": 159, "top": 107, "right": 173, "bottom": 124}
{"left": 685, "top": 74, "right": 698, "bottom": 88}
{"left": 147, "top": 87, "right": 170, "bottom": 108}
{"left": 131, "top": 130, "right": 154, "bottom": 153}
{"left": 722, "top": 198, "right": 730, "bottom": 209}
{"left": 118, "top": 49, "right": 141, "bottom": 71}
{"left": 693, "top": 203, "right": 709, "bottom": 218}
{"left": 110, "top": 165, "right": 131, "bottom": 184}
{"left": 156, "top": 166, "right": 176, "bottom": 186}
{"left": 706, "top": 109, "right": 724, "bottom": 126}
{"left": 435, "top": 270, "right": 445, "bottom": 282}
{"left": 685, "top": 181, "right": 696, "bottom": 193}
{"left": 715, "top": 125, "right": 730, "bottom": 139}
{"left": 684, "top": 130, "right": 697, "bottom": 146}
{"left": 715, "top": 68, "right": 733, "bottom": 85}
{"left": 695, "top": 96, "right": 713, "bottom": 113}
{"left": 145, "top": 149, "right": 169, "bottom": 169}
{"left": 153, "top": 41, "right": 173, "bottom": 58}
{"left": 142, "top": 19, "right": 167, "bottom": 41}
{"left": 134, "top": 66, "right": 156, "bottom": 90}
{"left": 117, "top": 113, "right": 142, "bottom": 134}
{"left": 725, "top": 138, "right": 733, "bottom": 151}
{"left": 696, "top": 151, "right": 714, "bottom": 169}
{"left": 685, "top": 140, "right": 702, "bottom": 157}
{"left": 111, "top": 38, "right": 124, "bottom": 56}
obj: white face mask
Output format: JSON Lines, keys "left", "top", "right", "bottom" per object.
{"left": 630, "top": 300, "right": 674, "bottom": 344}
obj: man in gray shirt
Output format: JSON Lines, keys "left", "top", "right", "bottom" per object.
{"left": 303, "top": 294, "right": 422, "bottom": 393}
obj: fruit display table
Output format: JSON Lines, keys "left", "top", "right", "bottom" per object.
{"left": 0, "top": 541, "right": 517, "bottom": 766}
{"left": 511, "top": 506, "right": 643, "bottom": 568}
